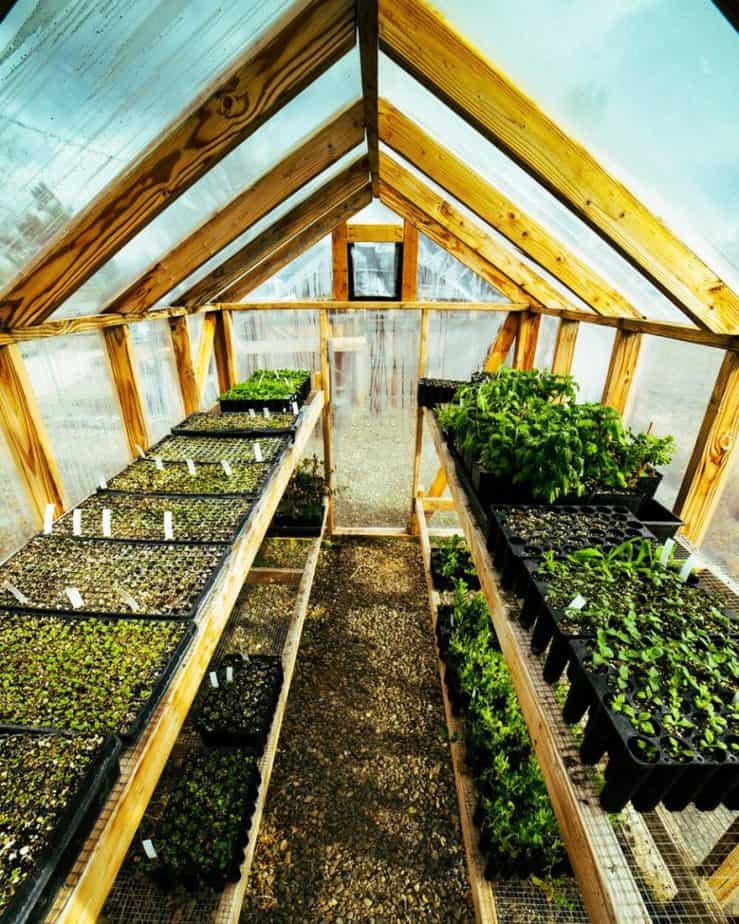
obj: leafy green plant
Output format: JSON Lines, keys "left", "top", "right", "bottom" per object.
{"left": 220, "top": 369, "right": 310, "bottom": 402}
{"left": 276, "top": 454, "right": 326, "bottom": 522}
{"left": 430, "top": 535, "right": 478, "bottom": 586}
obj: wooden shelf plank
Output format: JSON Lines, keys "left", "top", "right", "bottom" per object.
{"left": 213, "top": 504, "right": 327, "bottom": 922}
{"left": 425, "top": 409, "right": 650, "bottom": 924}
{"left": 47, "top": 392, "right": 325, "bottom": 924}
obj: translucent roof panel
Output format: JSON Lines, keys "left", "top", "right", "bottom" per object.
{"left": 244, "top": 236, "right": 333, "bottom": 301}
{"left": 421, "top": 2, "right": 739, "bottom": 293}
{"left": 417, "top": 234, "right": 506, "bottom": 302}
{"left": 0, "top": 0, "right": 298, "bottom": 289}
{"left": 162, "top": 144, "right": 366, "bottom": 306}
{"left": 380, "top": 55, "right": 696, "bottom": 324}
{"left": 349, "top": 200, "right": 400, "bottom": 223}
{"left": 52, "top": 50, "right": 362, "bottom": 319}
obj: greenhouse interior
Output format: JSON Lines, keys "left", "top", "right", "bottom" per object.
{"left": 0, "top": 0, "right": 738, "bottom": 922}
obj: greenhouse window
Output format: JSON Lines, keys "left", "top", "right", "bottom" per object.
{"left": 348, "top": 242, "right": 402, "bottom": 300}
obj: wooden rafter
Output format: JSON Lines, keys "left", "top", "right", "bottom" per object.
{"left": 357, "top": 0, "right": 379, "bottom": 195}
{"left": 380, "top": 152, "right": 582, "bottom": 312}
{"left": 378, "top": 99, "right": 641, "bottom": 320}
{"left": 103, "top": 100, "right": 365, "bottom": 318}
{"left": 378, "top": 0, "right": 739, "bottom": 334}
{"left": 483, "top": 311, "right": 520, "bottom": 371}
{"left": 0, "top": 0, "right": 355, "bottom": 329}
{"left": 218, "top": 185, "right": 371, "bottom": 302}
{"left": 178, "top": 157, "right": 369, "bottom": 307}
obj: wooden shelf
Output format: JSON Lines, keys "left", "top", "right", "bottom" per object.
{"left": 47, "top": 391, "right": 324, "bottom": 924}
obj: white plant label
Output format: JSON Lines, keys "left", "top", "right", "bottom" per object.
{"left": 567, "top": 594, "right": 587, "bottom": 610}
{"left": 118, "top": 587, "right": 140, "bottom": 612}
{"left": 253, "top": 441, "right": 263, "bottom": 463}
{"left": 221, "top": 459, "right": 233, "bottom": 476}
{"left": 98, "top": 474, "right": 107, "bottom": 490}
{"left": 263, "top": 407, "right": 271, "bottom": 419}
{"left": 248, "top": 408, "right": 256, "bottom": 418}
{"left": 186, "top": 458, "right": 196, "bottom": 476}
{"left": 154, "top": 456, "right": 164, "bottom": 471}
{"left": 142, "top": 839, "right": 158, "bottom": 860}
{"left": 65, "top": 586, "right": 84, "bottom": 609}
{"left": 102, "top": 508, "right": 112, "bottom": 537}
{"left": 659, "top": 539, "right": 675, "bottom": 566}
{"left": 291, "top": 400, "right": 299, "bottom": 415}
{"left": 3, "top": 582, "right": 28, "bottom": 605}
{"left": 679, "top": 555, "right": 697, "bottom": 582}
{"left": 163, "top": 511, "right": 173, "bottom": 541}
{"left": 209, "top": 671, "right": 219, "bottom": 689}
{"left": 43, "top": 503, "right": 55, "bottom": 535}
{"left": 72, "top": 509, "right": 82, "bottom": 537}
{"left": 226, "top": 665, "right": 234, "bottom": 683}
{"left": 135, "top": 444, "right": 146, "bottom": 459}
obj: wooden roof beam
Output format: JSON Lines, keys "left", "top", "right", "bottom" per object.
{"left": 103, "top": 100, "right": 364, "bottom": 318}
{"left": 178, "top": 157, "right": 369, "bottom": 307}
{"left": 378, "top": 99, "right": 641, "bottom": 320}
{"left": 378, "top": 0, "right": 739, "bottom": 335}
{"left": 379, "top": 151, "right": 584, "bottom": 312}
{"left": 0, "top": 0, "right": 355, "bottom": 328}
{"left": 357, "top": 0, "right": 379, "bottom": 195}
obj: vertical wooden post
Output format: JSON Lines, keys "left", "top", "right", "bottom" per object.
{"left": 319, "top": 308, "right": 335, "bottom": 535}
{"left": 674, "top": 350, "right": 739, "bottom": 544}
{"left": 601, "top": 329, "right": 642, "bottom": 415}
{"left": 410, "top": 308, "right": 430, "bottom": 533}
{"left": 0, "top": 343, "right": 67, "bottom": 523}
{"left": 332, "top": 223, "right": 349, "bottom": 299}
{"left": 401, "top": 220, "right": 419, "bottom": 300}
{"left": 213, "top": 309, "right": 238, "bottom": 393}
{"left": 168, "top": 315, "right": 199, "bottom": 415}
{"left": 103, "top": 324, "right": 149, "bottom": 457}
{"left": 513, "top": 310, "right": 541, "bottom": 369}
{"left": 195, "top": 311, "right": 217, "bottom": 407}
{"left": 551, "top": 319, "right": 580, "bottom": 375}
{"left": 484, "top": 311, "right": 520, "bottom": 372}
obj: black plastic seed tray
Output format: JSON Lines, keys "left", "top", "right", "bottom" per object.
{"left": 487, "top": 504, "right": 652, "bottom": 595}
{"left": 193, "top": 653, "right": 283, "bottom": 753}
{"left": 0, "top": 730, "right": 120, "bottom": 924}
{"left": 147, "top": 434, "right": 287, "bottom": 465}
{"left": 52, "top": 493, "right": 256, "bottom": 545}
{"left": 430, "top": 549, "right": 480, "bottom": 593}
{"left": 0, "top": 536, "right": 229, "bottom": 620}
{"left": 103, "top": 457, "right": 277, "bottom": 497}
{"left": 435, "top": 604, "right": 454, "bottom": 662}
{"left": 556, "top": 639, "right": 739, "bottom": 813}
{"left": 417, "top": 377, "right": 466, "bottom": 409}
{"left": 446, "top": 438, "right": 489, "bottom": 533}
{"left": 636, "top": 498, "right": 683, "bottom": 540}
{"left": 172, "top": 410, "right": 297, "bottom": 438}
{"left": 219, "top": 373, "right": 311, "bottom": 414}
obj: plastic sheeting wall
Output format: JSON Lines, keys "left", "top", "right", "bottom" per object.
{"left": 232, "top": 310, "right": 320, "bottom": 381}
{"left": 417, "top": 234, "right": 506, "bottom": 303}
{"left": 187, "top": 313, "right": 220, "bottom": 410}
{"left": 533, "top": 314, "right": 560, "bottom": 372}
{"left": 19, "top": 332, "right": 130, "bottom": 508}
{"left": 702, "top": 453, "right": 738, "bottom": 582}
{"left": 569, "top": 323, "right": 616, "bottom": 403}
{"left": 131, "top": 320, "right": 184, "bottom": 442}
{"left": 244, "top": 237, "right": 332, "bottom": 301}
{"left": 0, "top": 432, "right": 38, "bottom": 562}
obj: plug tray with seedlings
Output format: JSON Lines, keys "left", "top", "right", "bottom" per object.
{"left": 487, "top": 504, "right": 651, "bottom": 593}
{"left": 138, "top": 744, "right": 261, "bottom": 891}
{"left": 0, "top": 536, "right": 228, "bottom": 619}
{"left": 53, "top": 493, "right": 255, "bottom": 544}
{"left": 193, "top": 653, "right": 283, "bottom": 753}
{"left": 219, "top": 369, "right": 311, "bottom": 413}
{"left": 173, "top": 410, "right": 297, "bottom": 438}
{"left": 148, "top": 434, "right": 287, "bottom": 465}
{"left": 429, "top": 535, "right": 480, "bottom": 591}
{"left": 416, "top": 376, "right": 466, "bottom": 409}
{"left": 104, "top": 459, "right": 274, "bottom": 496}
{"left": 0, "top": 612, "right": 194, "bottom": 740}
{"left": 636, "top": 497, "right": 684, "bottom": 540}
{"left": 0, "top": 730, "right": 120, "bottom": 924}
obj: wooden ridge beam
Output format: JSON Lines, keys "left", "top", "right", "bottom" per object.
{"left": 551, "top": 319, "right": 580, "bottom": 375}
{"left": 168, "top": 315, "right": 199, "bottom": 415}
{"left": 0, "top": 344, "right": 67, "bottom": 521}
{"left": 378, "top": 99, "right": 640, "bottom": 320}
{"left": 0, "top": 0, "right": 356, "bottom": 328}
{"left": 378, "top": 0, "right": 738, "bottom": 334}
{"left": 357, "top": 0, "right": 379, "bottom": 195}
{"left": 220, "top": 185, "right": 371, "bottom": 302}
{"left": 380, "top": 152, "right": 582, "bottom": 312}
{"left": 179, "top": 157, "right": 369, "bottom": 307}
{"left": 103, "top": 100, "right": 365, "bottom": 318}
{"left": 674, "top": 350, "right": 739, "bottom": 543}
{"left": 601, "top": 330, "right": 642, "bottom": 415}
{"left": 102, "top": 325, "right": 149, "bottom": 456}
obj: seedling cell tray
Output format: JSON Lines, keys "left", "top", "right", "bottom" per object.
{"left": 148, "top": 434, "right": 287, "bottom": 465}
{"left": 173, "top": 410, "right": 297, "bottom": 438}
{"left": 430, "top": 547, "right": 480, "bottom": 592}
{"left": 219, "top": 373, "right": 311, "bottom": 414}
{"left": 637, "top": 498, "right": 683, "bottom": 540}
{"left": 103, "top": 458, "right": 277, "bottom": 497}
{"left": 0, "top": 536, "right": 229, "bottom": 620}
{"left": 417, "top": 377, "right": 466, "bottom": 409}
{"left": 0, "top": 730, "right": 120, "bottom": 924}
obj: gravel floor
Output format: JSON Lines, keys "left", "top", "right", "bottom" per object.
{"left": 240, "top": 537, "right": 474, "bottom": 923}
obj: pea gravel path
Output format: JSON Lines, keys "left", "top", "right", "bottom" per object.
{"left": 240, "top": 537, "right": 474, "bottom": 923}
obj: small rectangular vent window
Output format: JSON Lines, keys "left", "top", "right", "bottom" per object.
{"left": 348, "top": 242, "right": 402, "bottom": 300}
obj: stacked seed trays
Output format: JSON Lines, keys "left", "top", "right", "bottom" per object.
{"left": 0, "top": 400, "right": 295, "bottom": 921}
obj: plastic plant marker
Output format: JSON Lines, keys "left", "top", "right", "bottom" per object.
{"left": 43, "top": 503, "right": 55, "bottom": 535}
{"left": 568, "top": 594, "right": 587, "bottom": 610}
{"left": 135, "top": 444, "right": 146, "bottom": 459}
{"left": 163, "top": 511, "right": 173, "bottom": 541}
{"left": 209, "top": 671, "right": 219, "bottom": 688}
{"left": 154, "top": 456, "right": 164, "bottom": 471}
{"left": 221, "top": 459, "right": 233, "bottom": 476}
{"left": 254, "top": 442, "right": 263, "bottom": 463}
{"left": 263, "top": 407, "right": 271, "bottom": 418}
{"left": 659, "top": 539, "right": 675, "bottom": 565}
{"left": 3, "top": 581, "right": 28, "bottom": 605}
{"left": 65, "top": 586, "right": 84, "bottom": 609}
{"left": 186, "top": 459, "right": 196, "bottom": 476}
{"left": 226, "top": 665, "right": 234, "bottom": 683}
{"left": 102, "top": 509, "right": 112, "bottom": 537}
{"left": 292, "top": 400, "right": 299, "bottom": 415}
{"left": 679, "top": 555, "right": 698, "bottom": 582}
{"left": 72, "top": 509, "right": 82, "bottom": 536}
{"left": 117, "top": 586, "right": 140, "bottom": 612}
{"left": 142, "top": 839, "right": 158, "bottom": 860}
{"left": 249, "top": 408, "right": 256, "bottom": 418}
{"left": 98, "top": 474, "right": 108, "bottom": 490}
